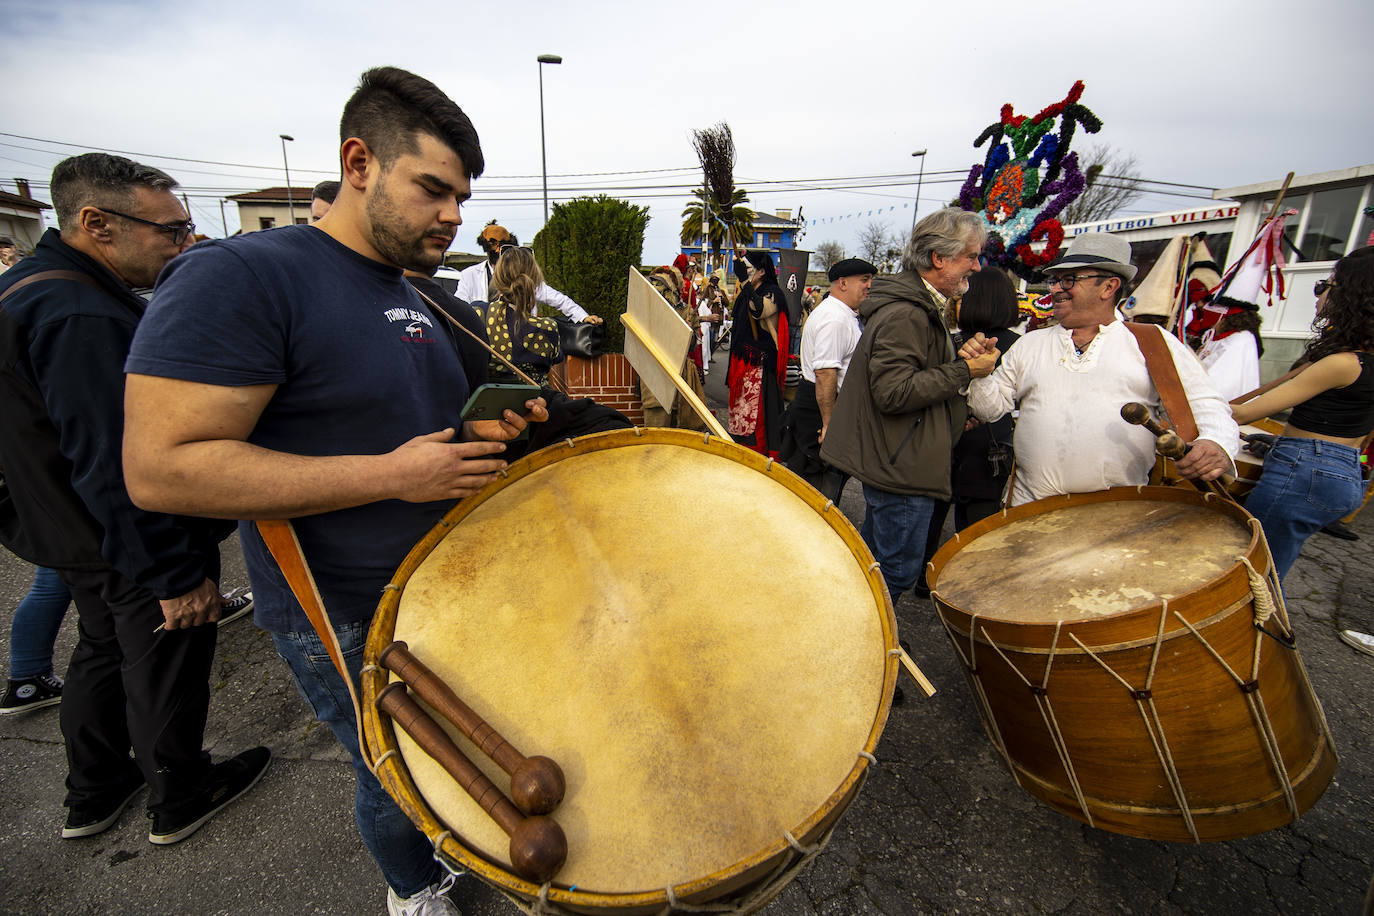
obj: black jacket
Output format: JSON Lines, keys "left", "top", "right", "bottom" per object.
{"left": 0, "top": 229, "right": 230, "bottom": 597}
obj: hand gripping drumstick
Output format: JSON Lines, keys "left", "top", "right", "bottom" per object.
{"left": 379, "top": 641, "right": 565, "bottom": 816}
{"left": 1120, "top": 402, "right": 1189, "bottom": 460}
{"left": 376, "top": 682, "right": 567, "bottom": 884}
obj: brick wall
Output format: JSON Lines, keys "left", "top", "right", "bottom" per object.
{"left": 550, "top": 354, "right": 645, "bottom": 425}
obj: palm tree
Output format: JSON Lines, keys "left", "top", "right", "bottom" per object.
{"left": 680, "top": 187, "right": 755, "bottom": 268}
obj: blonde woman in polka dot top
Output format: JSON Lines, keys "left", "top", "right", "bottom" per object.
{"left": 483, "top": 246, "right": 564, "bottom": 385}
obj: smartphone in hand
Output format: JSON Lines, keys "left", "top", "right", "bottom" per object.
{"left": 460, "top": 383, "right": 542, "bottom": 440}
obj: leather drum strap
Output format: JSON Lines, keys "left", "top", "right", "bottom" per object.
{"left": 1126, "top": 323, "right": 1199, "bottom": 441}
{"left": 0, "top": 269, "right": 103, "bottom": 303}
{"left": 257, "top": 519, "right": 371, "bottom": 765}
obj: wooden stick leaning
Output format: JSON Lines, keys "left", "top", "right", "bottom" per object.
{"left": 379, "top": 641, "right": 565, "bottom": 816}
{"left": 376, "top": 682, "right": 567, "bottom": 884}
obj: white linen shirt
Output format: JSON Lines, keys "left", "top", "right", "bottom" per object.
{"left": 799, "top": 295, "right": 862, "bottom": 388}
{"left": 453, "top": 260, "right": 589, "bottom": 321}
{"left": 968, "top": 320, "right": 1240, "bottom": 506}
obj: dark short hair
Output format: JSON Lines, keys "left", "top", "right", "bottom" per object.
{"left": 50, "top": 153, "right": 177, "bottom": 230}
{"left": 0, "top": 237, "right": 14, "bottom": 248}
{"left": 340, "top": 66, "right": 484, "bottom": 178}
{"left": 957, "top": 268, "right": 1020, "bottom": 335}
{"left": 311, "top": 180, "right": 340, "bottom": 203}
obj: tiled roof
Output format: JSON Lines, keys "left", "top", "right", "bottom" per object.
{"left": 225, "top": 187, "right": 316, "bottom": 202}
{"left": 0, "top": 191, "right": 50, "bottom": 211}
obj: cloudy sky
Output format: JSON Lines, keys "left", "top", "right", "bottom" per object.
{"left": 2, "top": 0, "right": 1370, "bottom": 265}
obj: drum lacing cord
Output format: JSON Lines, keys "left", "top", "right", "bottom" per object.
{"left": 981, "top": 621, "right": 1094, "bottom": 827}
{"left": 1243, "top": 518, "right": 1294, "bottom": 638}
{"left": 1170, "top": 608, "right": 1302, "bottom": 822}
{"left": 507, "top": 822, "right": 841, "bottom": 916}
{"left": 935, "top": 613, "right": 1017, "bottom": 782}
{"left": 1069, "top": 602, "right": 1199, "bottom": 843}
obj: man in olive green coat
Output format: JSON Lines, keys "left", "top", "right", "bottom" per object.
{"left": 821, "top": 208, "right": 998, "bottom": 601}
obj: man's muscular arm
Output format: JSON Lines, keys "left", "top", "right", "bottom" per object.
{"left": 815, "top": 367, "right": 839, "bottom": 443}
{"left": 123, "top": 374, "right": 510, "bottom": 520}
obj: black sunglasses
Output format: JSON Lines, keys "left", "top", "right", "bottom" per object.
{"left": 1314, "top": 279, "right": 1336, "bottom": 296}
{"left": 96, "top": 208, "right": 195, "bottom": 245}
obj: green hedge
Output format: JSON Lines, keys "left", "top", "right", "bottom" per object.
{"left": 533, "top": 195, "right": 650, "bottom": 353}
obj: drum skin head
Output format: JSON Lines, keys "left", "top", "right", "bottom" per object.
{"left": 935, "top": 498, "right": 1251, "bottom": 622}
{"left": 385, "top": 432, "right": 893, "bottom": 896}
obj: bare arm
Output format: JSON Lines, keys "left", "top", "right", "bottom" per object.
{"left": 124, "top": 374, "right": 512, "bottom": 520}
{"left": 1231, "top": 353, "right": 1363, "bottom": 425}
{"left": 815, "top": 368, "right": 839, "bottom": 443}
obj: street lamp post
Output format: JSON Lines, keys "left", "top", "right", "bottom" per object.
{"left": 279, "top": 134, "right": 296, "bottom": 225}
{"left": 537, "top": 54, "right": 563, "bottom": 226}
{"left": 910, "top": 149, "right": 928, "bottom": 233}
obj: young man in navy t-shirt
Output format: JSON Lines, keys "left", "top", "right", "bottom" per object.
{"left": 124, "top": 67, "right": 546, "bottom": 916}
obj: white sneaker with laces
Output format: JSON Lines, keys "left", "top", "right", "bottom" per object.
{"left": 386, "top": 874, "right": 460, "bottom": 916}
{"left": 1339, "top": 629, "right": 1374, "bottom": 658}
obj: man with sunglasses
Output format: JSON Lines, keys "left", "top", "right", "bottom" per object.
{"left": 964, "top": 233, "right": 1238, "bottom": 506}
{"left": 0, "top": 153, "right": 269, "bottom": 845}
{"left": 454, "top": 220, "right": 600, "bottom": 324}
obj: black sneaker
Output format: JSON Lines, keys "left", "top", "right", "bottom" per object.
{"left": 1319, "top": 520, "right": 1360, "bottom": 541}
{"left": 62, "top": 774, "right": 146, "bottom": 839}
{"left": 217, "top": 588, "right": 254, "bottom": 627}
{"left": 148, "top": 746, "right": 271, "bottom": 845}
{"left": 0, "top": 672, "right": 63, "bottom": 715}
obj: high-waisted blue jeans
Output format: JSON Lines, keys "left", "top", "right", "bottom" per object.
{"left": 1245, "top": 437, "right": 1365, "bottom": 580}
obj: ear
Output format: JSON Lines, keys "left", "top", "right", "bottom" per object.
{"left": 340, "top": 137, "right": 375, "bottom": 192}
{"left": 76, "top": 206, "right": 114, "bottom": 242}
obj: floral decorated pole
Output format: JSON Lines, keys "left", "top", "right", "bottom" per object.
{"left": 958, "top": 81, "right": 1102, "bottom": 280}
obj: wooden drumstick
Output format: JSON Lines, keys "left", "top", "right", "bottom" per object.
{"left": 380, "top": 641, "right": 565, "bottom": 816}
{"left": 376, "top": 682, "right": 567, "bottom": 884}
{"left": 1120, "top": 402, "right": 1189, "bottom": 459}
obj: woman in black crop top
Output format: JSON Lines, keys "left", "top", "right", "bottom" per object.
{"left": 1232, "top": 246, "right": 1374, "bottom": 579}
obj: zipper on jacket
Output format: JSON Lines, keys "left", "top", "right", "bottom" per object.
{"left": 887, "top": 416, "right": 923, "bottom": 465}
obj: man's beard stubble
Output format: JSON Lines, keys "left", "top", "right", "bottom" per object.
{"left": 365, "top": 178, "right": 447, "bottom": 272}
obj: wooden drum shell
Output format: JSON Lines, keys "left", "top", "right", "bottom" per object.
{"left": 361, "top": 428, "right": 898, "bottom": 914}
{"left": 928, "top": 486, "right": 1337, "bottom": 843}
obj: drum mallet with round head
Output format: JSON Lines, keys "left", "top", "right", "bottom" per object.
{"left": 1120, "top": 402, "right": 1189, "bottom": 460}
{"left": 376, "top": 682, "right": 567, "bottom": 884}
{"left": 380, "top": 641, "right": 565, "bottom": 816}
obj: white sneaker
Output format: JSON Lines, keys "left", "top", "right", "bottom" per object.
{"left": 386, "top": 874, "right": 460, "bottom": 916}
{"left": 1339, "top": 629, "right": 1374, "bottom": 658}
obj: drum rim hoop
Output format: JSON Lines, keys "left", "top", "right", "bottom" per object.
{"left": 362, "top": 427, "right": 897, "bottom": 908}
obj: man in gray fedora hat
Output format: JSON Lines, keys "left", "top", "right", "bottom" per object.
{"left": 962, "top": 231, "right": 1238, "bottom": 506}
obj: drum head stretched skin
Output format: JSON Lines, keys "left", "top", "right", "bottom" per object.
{"left": 386, "top": 431, "right": 892, "bottom": 897}
{"left": 935, "top": 498, "right": 1252, "bottom": 623}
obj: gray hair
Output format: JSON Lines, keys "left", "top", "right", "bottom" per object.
{"left": 51, "top": 153, "right": 178, "bottom": 231}
{"left": 902, "top": 208, "right": 987, "bottom": 272}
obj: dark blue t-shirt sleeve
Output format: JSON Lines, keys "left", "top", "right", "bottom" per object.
{"left": 127, "top": 241, "right": 288, "bottom": 386}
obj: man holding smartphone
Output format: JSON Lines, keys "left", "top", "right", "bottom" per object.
{"left": 122, "top": 67, "right": 545, "bottom": 915}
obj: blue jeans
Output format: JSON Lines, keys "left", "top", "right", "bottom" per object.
{"left": 272, "top": 621, "right": 440, "bottom": 898}
{"left": 860, "top": 484, "right": 935, "bottom": 600}
{"left": 8, "top": 566, "right": 72, "bottom": 679}
{"left": 1245, "top": 437, "right": 1364, "bottom": 580}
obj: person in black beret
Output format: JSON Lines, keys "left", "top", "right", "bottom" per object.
{"left": 779, "top": 257, "right": 878, "bottom": 498}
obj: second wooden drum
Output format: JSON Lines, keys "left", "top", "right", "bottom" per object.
{"left": 927, "top": 486, "right": 1337, "bottom": 843}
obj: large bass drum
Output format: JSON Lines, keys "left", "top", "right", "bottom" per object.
{"left": 362, "top": 428, "right": 897, "bottom": 914}
{"left": 927, "top": 486, "right": 1337, "bottom": 843}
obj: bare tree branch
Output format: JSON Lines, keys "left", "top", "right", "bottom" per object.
{"left": 1060, "top": 143, "right": 1144, "bottom": 225}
